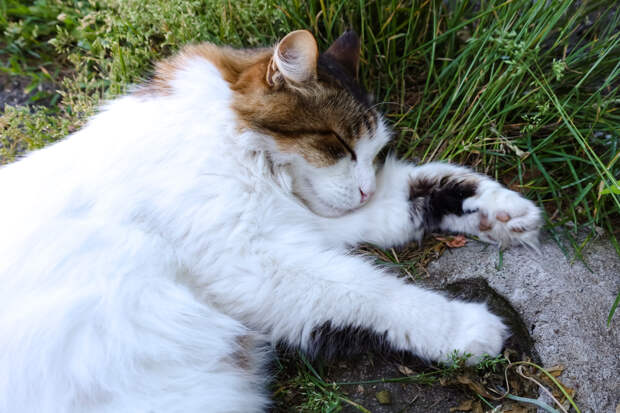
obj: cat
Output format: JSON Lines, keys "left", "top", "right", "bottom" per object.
{"left": 0, "top": 30, "right": 541, "bottom": 413}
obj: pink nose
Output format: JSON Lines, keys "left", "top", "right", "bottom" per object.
{"left": 359, "top": 188, "right": 374, "bottom": 204}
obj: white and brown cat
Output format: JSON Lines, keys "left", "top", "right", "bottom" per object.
{"left": 0, "top": 30, "right": 541, "bottom": 412}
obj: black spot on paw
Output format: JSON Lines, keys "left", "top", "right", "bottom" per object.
{"left": 409, "top": 176, "right": 477, "bottom": 230}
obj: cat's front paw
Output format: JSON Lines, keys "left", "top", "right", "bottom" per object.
{"left": 463, "top": 183, "right": 542, "bottom": 248}
{"left": 448, "top": 301, "right": 509, "bottom": 365}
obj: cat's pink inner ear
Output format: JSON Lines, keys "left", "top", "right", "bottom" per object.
{"left": 324, "top": 30, "right": 361, "bottom": 79}
{"left": 268, "top": 30, "right": 318, "bottom": 86}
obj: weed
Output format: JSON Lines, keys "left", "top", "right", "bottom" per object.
{"left": 476, "top": 354, "right": 509, "bottom": 373}
{"left": 441, "top": 350, "right": 473, "bottom": 374}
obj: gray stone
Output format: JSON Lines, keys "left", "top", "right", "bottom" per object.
{"left": 427, "top": 233, "right": 620, "bottom": 413}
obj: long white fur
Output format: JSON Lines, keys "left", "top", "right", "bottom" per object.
{"left": 0, "top": 54, "right": 540, "bottom": 412}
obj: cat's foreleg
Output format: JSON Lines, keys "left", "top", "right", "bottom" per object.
{"left": 324, "top": 158, "right": 541, "bottom": 248}
{"left": 247, "top": 253, "right": 507, "bottom": 364}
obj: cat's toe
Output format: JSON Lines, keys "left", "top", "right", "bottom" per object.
{"left": 471, "top": 188, "right": 541, "bottom": 247}
{"left": 495, "top": 211, "right": 511, "bottom": 222}
{"left": 478, "top": 212, "right": 493, "bottom": 231}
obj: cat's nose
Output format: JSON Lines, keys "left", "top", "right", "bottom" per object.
{"left": 359, "top": 188, "right": 374, "bottom": 204}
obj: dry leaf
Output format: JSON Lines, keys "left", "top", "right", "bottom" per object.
{"left": 545, "top": 364, "right": 565, "bottom": 377}
{"left": 472, "top": 401, "right": 483, "bottom": 413}
{"left": 537, "top": 373, "right": 574, "bottom": 400}
{"left": 435, "top": 235, "right": 467, "bottom": 248}
{"left": 509, "top": 379, "right": 520, "bottom": 392}
{"left": 454, "top": 375, "right": 494, "bottom": 398}
{"left": 615, "top": 403, "right": 619, "bottom": 413}
{"left": 397, "top": 364, "right": 414, "bottom": 376}
{"left": 450, "top": 399, "right": 473, "bottom": 412}
{"left": 504, "top": 404, "right": 531, "bottom": 413}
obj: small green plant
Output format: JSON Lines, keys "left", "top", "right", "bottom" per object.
{"left": 273, "top": 354, "right": 373, "bottom": 413}
{"left": 296, "top": 379, "right": 343, "bottom": 413}
{"left": 440, "top": 350, "right": 473, "bottom": 374}
{"left": 436, "top": 350, "right": 511, "bottom": 376}
{"left": 476, "top": 354, "right": 509, "bottom": 373}
{"left": 551, "top": 58, "right": 567, "bottom": 81}
{"left": 608, "top": 290, "right": 620, "bottom": 327}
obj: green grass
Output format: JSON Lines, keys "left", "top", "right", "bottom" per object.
{"left": 1, "top": 0, "right": 619, "bottom": 409}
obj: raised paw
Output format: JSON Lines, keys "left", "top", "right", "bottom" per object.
{"left": 463, "top": 183, "right": 542, "bottom": 248}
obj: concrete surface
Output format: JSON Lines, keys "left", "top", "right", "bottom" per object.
{"left": 427, "top": 233, "right": 620, "bottom": 413}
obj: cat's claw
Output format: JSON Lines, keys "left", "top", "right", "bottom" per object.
{"left": 464, "top": 184, "right": 542, "bottom": 249}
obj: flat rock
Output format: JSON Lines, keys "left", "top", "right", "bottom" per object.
{"left": 427, "top": 233, "right": 620, "bottom": 413}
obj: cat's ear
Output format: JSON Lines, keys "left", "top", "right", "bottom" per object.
{"left": 266, "top": 30, "right": 318, "bottom": 87}
{"left": 324, "top": 30, "right": 361, "bottom": 80}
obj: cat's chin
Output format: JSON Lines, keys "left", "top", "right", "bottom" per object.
{"left": 295, "top": 178, "right": 358, "bottom": 217}
{"left": 303, "top": 196, "right": 356, "bottom": 218}
{"left": 312, "top": 206, "right": 351, "bottom": 218}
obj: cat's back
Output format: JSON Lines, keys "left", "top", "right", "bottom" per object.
{"left": 0, "top": 54, "right": 243, "bottom": 280}
{"left": 0, "top": 55, "right": 234, "bottom": 197}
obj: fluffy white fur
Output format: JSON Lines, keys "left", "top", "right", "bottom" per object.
{"left": 0, "top": 53, "right": 541, "bottom": 412}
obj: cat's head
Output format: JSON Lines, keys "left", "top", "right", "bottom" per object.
{"left": 232, "top": 30, "right": 390, "bottom": 217}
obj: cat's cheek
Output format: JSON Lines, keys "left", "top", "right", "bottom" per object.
{"left": 293, "top": 161, "right": 362, "bottom": 216}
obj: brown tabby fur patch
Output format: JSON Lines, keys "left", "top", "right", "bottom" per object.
{"left": 137, "top": 42, "right": 378, "bottom": 167}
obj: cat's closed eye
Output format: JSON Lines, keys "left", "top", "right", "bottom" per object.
{"left": 332, "top": 132, "right": 357, "bottom": 161}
